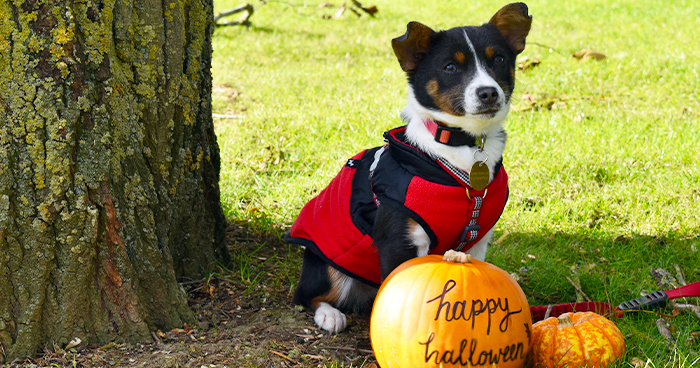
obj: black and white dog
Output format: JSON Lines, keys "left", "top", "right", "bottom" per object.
{"left": 285, "top": 3, "right": 532, "bottom": 333}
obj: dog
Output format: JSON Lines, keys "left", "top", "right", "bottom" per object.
{"left": 285, "top": 3, "right": 532, "bottom": 333}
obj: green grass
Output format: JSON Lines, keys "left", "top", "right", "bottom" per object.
{"left": 211, "top": 0, "right": 700, "bottom": 366}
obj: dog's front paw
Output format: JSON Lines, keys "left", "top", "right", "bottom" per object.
{"left": 314, "top": 302, "right": 347, "bottom": 333}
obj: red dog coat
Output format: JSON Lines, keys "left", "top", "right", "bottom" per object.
{"left": 285, "top": 127, "right": 508, "bottom": 287}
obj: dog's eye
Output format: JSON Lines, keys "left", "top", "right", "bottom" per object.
{"left": 444, "top": 63, "right": 457, "bottom": 73}
{"left": 494, "top": 55, "right": 505, "bottom": 65}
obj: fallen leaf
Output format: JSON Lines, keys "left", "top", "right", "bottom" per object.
{"left": 521, "top": 94, "right": 538, "bottom": 105}
{"left": 295, "top": 334, "right": 316, "bottom": 339}
{"left": 333, "top": 5, "right": 346, "bottom": 19}
{"left": 99, "top": 342, "right": 115, "bottom": 350}
{"left": 66, "top": 337, "right": 82, "bottom": 350}
{"left": 362, "top": 5, "right": 378, "bottom": 16}
{"left": 318, "top": 2, "right": 334, "bottom": 7}
{"left": 631, "top": 357, "right": 649, "bottom": 367}
{"left": 572, "top": 48, "right": 606, "bottom": 61}
{"left": 157, "top": 330, "right": 167, "bottom": 339}
{"left": 352, "top": 0, "right": 378, "bottom": 16}
{"left": 517, "top": 56, "right": 540, "bottom": 70}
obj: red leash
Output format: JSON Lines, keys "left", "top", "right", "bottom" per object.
{"left": 530, "top": 281, "right": 700, "bottom": 322}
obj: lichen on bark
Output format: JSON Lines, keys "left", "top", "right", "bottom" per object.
{"left": 0, "top": 0, "right": 229, "bottom": 361}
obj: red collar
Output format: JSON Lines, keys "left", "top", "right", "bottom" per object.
{"left": 423, "top": 119, "right": 480, "bottom": 147}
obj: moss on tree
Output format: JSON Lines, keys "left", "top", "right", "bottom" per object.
{"left": 0, "top": 0, "right": 229, "bottom": 361}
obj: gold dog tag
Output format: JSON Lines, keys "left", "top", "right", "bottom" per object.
{"left": 469, "top": 161, "right": 489, "bottom": 191}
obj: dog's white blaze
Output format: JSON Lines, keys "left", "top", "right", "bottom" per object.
{"left": 461, "top": 30, "right": 506, "bottom": 113}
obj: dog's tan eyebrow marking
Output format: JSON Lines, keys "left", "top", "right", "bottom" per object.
{"left": 510, "top": 66, "right": 515, "bottom": 79}
{"left": 485, "top": 46, "right": 495, "bottom": 58}
{"left": 454, "top": 52, "right": 466, "bottom": 63}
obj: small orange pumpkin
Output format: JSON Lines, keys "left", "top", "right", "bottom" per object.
{"left": 370, "top": 250, "right": 532, "bottom": 368}
{"left": 528, "top": 312, "right": 625, "bottom": 368}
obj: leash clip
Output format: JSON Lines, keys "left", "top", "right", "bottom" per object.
{"left": 618, "top": 290, "right": 668, "bottom": 312}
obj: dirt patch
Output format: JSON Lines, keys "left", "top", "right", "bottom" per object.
{"left": 6, "top": 224, "right": 377, "bottom": 368}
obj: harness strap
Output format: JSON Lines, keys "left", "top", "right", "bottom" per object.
{"left": 455, "top": 194, "right": 482, "bottom": 251}
{"left": 433, "top": 158, "right": 491, "bottom": 251}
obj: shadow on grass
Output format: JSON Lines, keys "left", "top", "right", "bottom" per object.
{"left": 224, "top": 219, "right": 699, "bottom": 311}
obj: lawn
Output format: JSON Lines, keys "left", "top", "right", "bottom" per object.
{"left": 211, "top": 0, "right": 700, "bottom": 366}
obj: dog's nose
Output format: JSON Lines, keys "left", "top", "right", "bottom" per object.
{"left": 476, "top": 87, "right": 499, "bottom": 105}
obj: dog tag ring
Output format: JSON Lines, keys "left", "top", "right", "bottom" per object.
{"left": 469, "top": 161, "right": 489, "bottom": 191}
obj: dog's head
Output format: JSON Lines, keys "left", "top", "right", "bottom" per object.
{"left": 393, "top": 3, "right": 531, "bottom": 135}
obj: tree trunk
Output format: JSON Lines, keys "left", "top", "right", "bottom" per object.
{"left": 0, "top": 0, "right": 230, "bottom": 361}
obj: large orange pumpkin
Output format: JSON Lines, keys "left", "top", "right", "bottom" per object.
{"left": 370, "top": 250, "right": 532, "bottom": 368}
{"left": 528, "top": 312, "right": 625, "bottom": 368}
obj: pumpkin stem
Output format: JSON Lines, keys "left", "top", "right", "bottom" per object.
{"left": 557, "top": 314, "right": 574, "bottom": 326}
{"left": 443, "top": 250, "right": 472, "bottom": 263}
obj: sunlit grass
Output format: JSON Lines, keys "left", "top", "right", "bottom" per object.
{"left": 211, "top": 0, "right": 700, "bottom": 365}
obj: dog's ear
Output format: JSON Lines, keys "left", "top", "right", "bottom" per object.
{"left": 489, "top": 2, "right": 532, "bottom": 54}
{"left": 392, "top": 21, "right": 436, "bottom": 72}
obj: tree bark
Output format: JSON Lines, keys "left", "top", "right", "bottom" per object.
{"left": 0, "top": 0, "right": 230, "bottom": 361}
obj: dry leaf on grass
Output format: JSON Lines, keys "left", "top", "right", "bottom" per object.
{"left": 518, "top": 94, "right": 566, "bottom": 111}
{"left": 352, "top": 0, "right": 378, "bottom": 16}
{"left": 325, "top": 1, "right": 377, "bottom": 19}
{"left": 333, "top": 5, "right": 346, "bottom": 19}
{"left": 517, "top": 56, "right": 540, "bottom": 70}
{"left": 631, "top": 357, "right": 650, "bottom": 367}
{"left": 521, "top": 93, "right": 538, "bottom": 105}
{"left": 573, "top": 48, "right": 606, "bottom": 61}
{"left": 688, "top": 331, "right": 700, "bottom": 346}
